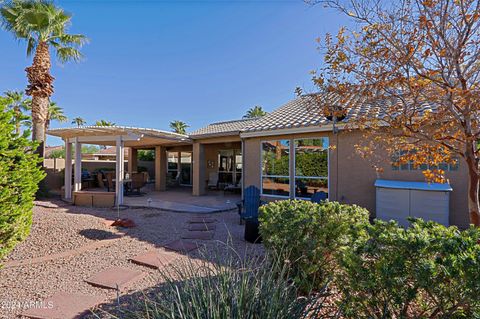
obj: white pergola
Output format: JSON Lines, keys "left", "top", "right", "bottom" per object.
{"left": 48, "top": 126, "right": 191, "bottom": 206}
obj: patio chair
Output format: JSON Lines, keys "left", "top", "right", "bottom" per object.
{"left": 129, "top": 172, "right": 146, "bottom": 195}
{"left": 236, "top": 185, "right": 265, "bottom": 224}
{"left": 207, "top": 172, "right": 218, "bottom": 189}
{"left": 105, "top": 172, "right": 115, "bottom": 192}
{"left": 97, "top": 172, "right": 106, "bottom": 190}
{"left": 311, "top": 191, "right": 328, "bottom": 204}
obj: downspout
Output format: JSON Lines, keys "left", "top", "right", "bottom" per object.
{"left": 333, "top": 116, "right": 340, "bottom": 201}
{"left": 241, "top": 138, "right": 245, "bottom": 201}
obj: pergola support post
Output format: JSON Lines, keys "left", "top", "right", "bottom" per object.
{"left": 64, "top": 139, "right": 72, "bottom": 200}
{"left": 116, "top": 136, "right": 125, "bottom": 206}
{"left": 128, "top": 148, "right": 138, "bottom": 173}
{"left": 74, "top": 137, "right": 82, "bottom": 192}
{"left": 155, "top": 146, "right": 166, "bottom": 191}
{"left": 192, "top": 142, "right": 206, "bottom": 196}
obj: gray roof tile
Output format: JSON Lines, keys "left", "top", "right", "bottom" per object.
{"left": 189, "top": 117, "right": 260, "bottom": 138}
{"left": 242, "top": 93, "right": 437, "bottom": 133}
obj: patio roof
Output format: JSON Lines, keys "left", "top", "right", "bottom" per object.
{"left": 48, "top": 126, "right": 192, "bottom": 147}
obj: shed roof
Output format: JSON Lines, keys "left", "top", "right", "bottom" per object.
{"left": 374, "top": 179, "right": 453, "bottom": 192}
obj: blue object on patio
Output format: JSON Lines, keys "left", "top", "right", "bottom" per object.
{"left": 236, "top": 185, "right": 264, "bottom": 223}
{"left": 311, "top": 191, "right": 328, "bottom": 203}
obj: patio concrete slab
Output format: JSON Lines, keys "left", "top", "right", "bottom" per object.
{"left": 85, "top": 267, "right": 144, "bottom": 290}
{"left": 188, "top": 223, "right": 216, "bottom": 231}
{"left": 181, "top": 231, "right": 215, "bottom": 240}
{"left": 187, "top": 217, "right": 217, "bottom": 224}
{"left": 123, "top": 187, "right": 239, "bottom": 213}
{"left": 130, "top": 250, "right": 178, "bottom": 269}
{"left": 20, "top": 292, "right": 104, "bottom": 319}
{"left": 163, "top": 239, "right": 199, "bottom": 252}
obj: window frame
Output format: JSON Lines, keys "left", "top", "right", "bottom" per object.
{"left": 391, "top": 150, "right": 459, "bottom": 172}
{"left": 259, "top": 137, "right": 330, "bottom": 199}
{"left": 260, "top": 139, "right": 291, "bottom": 198}
{"left": 293, "top": 137, "right": 330, "bottom": 200}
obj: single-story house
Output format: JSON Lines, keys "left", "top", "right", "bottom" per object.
{"left": 48, "top": 94, "right": 469, "bottom": 228}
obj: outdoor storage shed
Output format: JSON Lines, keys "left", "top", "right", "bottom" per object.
{"left": 374, "top": 179, "right": 452, "bottom": 227}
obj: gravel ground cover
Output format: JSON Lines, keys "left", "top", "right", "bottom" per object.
{"left": 0, "top": 200, "right": 264, "bottom": 319}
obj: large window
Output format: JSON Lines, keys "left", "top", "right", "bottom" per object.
{"left": 261, "top": 140, "right": 290, "bottom": 197}
{"left": 294, "top": 138, "right": 329, "bottom": 199}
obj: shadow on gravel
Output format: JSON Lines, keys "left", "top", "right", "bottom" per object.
{"left": 79, "top": 229, "right": 123, "bottom": 240}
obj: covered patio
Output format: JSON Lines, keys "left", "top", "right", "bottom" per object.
{"left": 48, "top": 126, "right": 192, "bottom": 207}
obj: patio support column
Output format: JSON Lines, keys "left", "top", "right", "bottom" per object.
{"left": 192, "top": 142, "right": 206, "bottom": 196}
{"left": 64, "top": 139, "right": 72, "bottom": 200}
{"left": 73, "top": 137, "right": 82, "bottom": 192}
{"left": 155, "top": 146, "right": 166, "bottom": 191}
{"left": 128, "top": 148, "right": 138, "bottom": 173}
{"left": 116, "top": 136, "right": 125, "bottom": 206}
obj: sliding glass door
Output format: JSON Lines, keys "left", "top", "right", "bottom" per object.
{"left": 218, "top": 149, "right": 242, "bottom": 188}
{"left": 180, "top": 152, "right": 192, "bottom": 186}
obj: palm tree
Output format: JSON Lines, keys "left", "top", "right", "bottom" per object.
{"left": 45, "top": 102, "right": 67, "bottom": 132}
{"left": 169, "top": 120, "right": 189, "bottom": 134}
{"left": 95, "top": 120, "right": 115, "bottom": 126}
{"left": 71, "top": 117, "right": 86, "bottom": 127}
{"left": 4, "top": 90, "right": 30, "bottom": 134}
{"left": 0, "top": 0, "right": 87, "bottom": 158}
{"left": 243, "top": 106, "right": 267, "bottom": 119}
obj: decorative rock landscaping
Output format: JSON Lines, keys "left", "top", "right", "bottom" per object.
{"left": 0, "top": 199, "right": 265, "bottom": 318}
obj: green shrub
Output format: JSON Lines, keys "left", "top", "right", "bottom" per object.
{"left": 105, "top": 247, "right": 326, "bottom": 319}
{"left": 0, "top": 105, "right": 44, "bottom": 260}
{"left": 337, "top": 219, "right": 480, "bottom": 318}
{"left": 259, "top": 200, "right": 370, "bottom": 293}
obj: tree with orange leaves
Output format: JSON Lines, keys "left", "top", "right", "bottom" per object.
{"left": 308, "top": 0, "right": 480, "bottom": 226}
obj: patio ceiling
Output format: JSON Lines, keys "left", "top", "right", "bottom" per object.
{"left": 48, "top": 126, "right": 192, "bottom": 147}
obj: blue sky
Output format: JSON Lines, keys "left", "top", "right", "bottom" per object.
{"left": 0, "top": 0, "right": 349, "bottom": 145}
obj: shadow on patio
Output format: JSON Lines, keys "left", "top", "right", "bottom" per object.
{"left": 122, "top": 185, "right": 241, "bottom": 213}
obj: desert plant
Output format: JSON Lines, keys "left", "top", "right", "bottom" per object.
{"left": 3, "top": 90, "right": 30, "bottom": 134}
{"left": 137, "top": 150, "right": 154, "bottom": 161}
{"left": 337, "top": 219, "right": 480, "bottom": 318}
{"left": 0, "top": 102, "right": 44, "bottom": 261}
{"left": 99, "top": 245, "right": 327, "bottom": 319}
{"left": 169, "top": 120, "right": 189, "bottom": 135}
{"left": 0, "top": 0, "right": 87, "bottom": 158}
{"left": 243, "top": 105, "right": 267, "bottom": 118}
{"left": 259, "top": 200, "right": 370, "bottom": 293}
{"left": 94, "top": 120, "right": 115, "bottom": 126}
{"left": 71, "top": 116, "right": 86, "bottom": 127}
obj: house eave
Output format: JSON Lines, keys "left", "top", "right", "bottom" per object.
{"left": 240, "top": 124, "right": 346, "bottom": 138}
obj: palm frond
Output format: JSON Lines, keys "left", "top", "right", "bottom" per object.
{"left": 56, "top": 46, "right": 83, "bottom": 63}
{"left": 1, "top": 0, "right": 87, "bottom": 62}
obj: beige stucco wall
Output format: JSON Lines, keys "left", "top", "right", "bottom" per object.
{"left": 243, "top": 129, "right": 469, "bottom": 228}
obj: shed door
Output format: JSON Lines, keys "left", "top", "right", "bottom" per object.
{"left": 376, "top": 188, "right": 410, "bottom": 228}
{"left": 410, "top": 190, "right": 449, "bottom": 226}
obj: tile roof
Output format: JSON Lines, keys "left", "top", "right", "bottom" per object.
{"left": 242, "top": 95, "right": 328, "bottom": 132}
{"left": 242, "top": 93, "right": 437, "bottom": 133}
{"left": 189, "top": 117, "right": 260, "bottom": 138}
